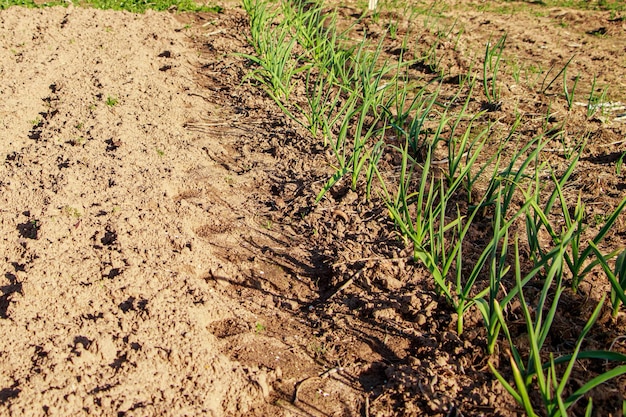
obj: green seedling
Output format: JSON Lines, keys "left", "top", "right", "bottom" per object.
{"left": 315, "top": 33, "right": 394, "bottom": 202}
{"left": 523, "top": 63, "right": 544, "bottom": 89}
{"left": 563, "top": 72, "right": 580, "bottom": 111}
{"left": 443, "top": 80, "right": 489, "bottom": 189}
{"left": 589, "top": 244, "right": 626, "bottom": 318}
{"left": 383, "top": 143, "right": 466, "bottom": 334}
{"left": 63, "top": 206, "right": 81, "bottom": 218}
{"left": 483, "top": 33, "right": 506, "bottom": 108}
{"left": 382, "top": 72, "right": 440, "bottom": 156}
{"left": 525, "top": 157, "right": 626, "bottom": 291}
{"left": 387, "top": 20, "right": 399, "bottom": 40}
{"left": 587, "top": 75, "right": 610, "bottom": 118}
{"left": 105, "top": 95, "right": 118, "bottom": 106}
{"left": 241, "top": 0, "right": 312, "bottom": 103}
{"left": 617, "top": 150, "right": 626, "bottom": 175}
{"left": 464, "top": 115, "right": 520, "bottom": 204}
{"left": 540, "top": 55, "right": 575, "bottom": 95}
{"left": 509, "top": 58, "right": 522, "bottom": 84}
{"left": 69, "top": 137, "right": 86, "bottom": 146}
{"left": 473, "top": 187, "right": 535, "bottom": 353}
{"left": 479, "top": 134, "right": 549, "bottom": 216}
{"left": 491, "top": 239, "right": 626, "bottom": 417}
{"left": 254, "top": 322, "right": 266, "bottom": 333}
{"left": 421, "top": 37, "right": 444, "bottom": 76}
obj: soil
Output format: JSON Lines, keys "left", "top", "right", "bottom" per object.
{"left": 0, "top": 1, "right": 625, "bottom": 416}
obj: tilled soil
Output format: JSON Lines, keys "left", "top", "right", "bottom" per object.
{"left": 0, "top": 1, "right": 625, "bottom": 416}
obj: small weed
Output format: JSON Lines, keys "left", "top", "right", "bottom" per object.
{"left": 616, "top": 151, "right": 626, "bottom": 175}
{"left": 308, "top": 340, "right": 328, "bottom": 358}
{"left": 387, "top": 20, "right": 398, "bottom": 40}
{"left": 587, "top": 26, "right": 608, "bottom": 38}
{"left": 254, "top": 322, "right": 266, "bottom": 333}
{"left": 63, "top": 206, "right": 81, "bottom": 218}
{"left": 105, "top": 96, "right": 118, "bottom": 107}
{"left": 156, "top": 148, "right": 165, "bottom": 156}
{"left": 68, "top": 137, "right": 86, "bottom": 146}
{"left": 524, "top": 63, "right": 544, "bottom": 89}
{"left": 509, "top": 59, "right": 522, "bottom": 84}
{"left": 593, "top": 213, "right": 608, "bottom": 226}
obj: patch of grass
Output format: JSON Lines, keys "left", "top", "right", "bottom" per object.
{"left": 463, "top": 0, "right": 625, "bottom": 14}
{"left": 0, "top": 0, "right": 222, "bottom": 13}
{"left": 0, "top": 0, "right": 63, "bottom": 9}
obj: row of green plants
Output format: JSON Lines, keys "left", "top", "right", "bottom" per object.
{"left": 241, "top": 0, "right": 626, "bottom": 414}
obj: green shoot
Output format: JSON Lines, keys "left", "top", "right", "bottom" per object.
{"left": 482, "top": 34, "right": 506, "bottom": 109}
{"left": 105, "top": 95, "right": 118, "bottom": 106}
{"left": 541, "top": 55, "right": 575, "bottom": 95}
{"left": 590, "top": 244, "right": 626, "bottom": 318}
{"left": 564, "top": 72, "right": 580, "bottom": 111}
{"left": 492, "top": 235, "right": 626, "bottom": 417}
{"left": 617, "top": 151, "right": 626, "bottom": 175}
{"left": 587, "top": 75, "right": 610, "bottom": 118}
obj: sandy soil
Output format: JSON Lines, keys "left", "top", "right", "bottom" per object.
{"left": 0, "top": 6, "right": 283, "bottom": 416}
{"left": 0, "top": 1, "right": 625, "bottom": 416}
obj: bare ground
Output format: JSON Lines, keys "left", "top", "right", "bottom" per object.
{"left": 0, "top": 1, "right": 625, "bottom": 416}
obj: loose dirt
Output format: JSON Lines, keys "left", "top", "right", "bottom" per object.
{"left": 0, "top": 1, "right": 624, "bottom": 416}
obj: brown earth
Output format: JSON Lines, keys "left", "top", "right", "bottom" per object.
{"left": 0, "top": 1, "right": 625, "bottom": 416}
